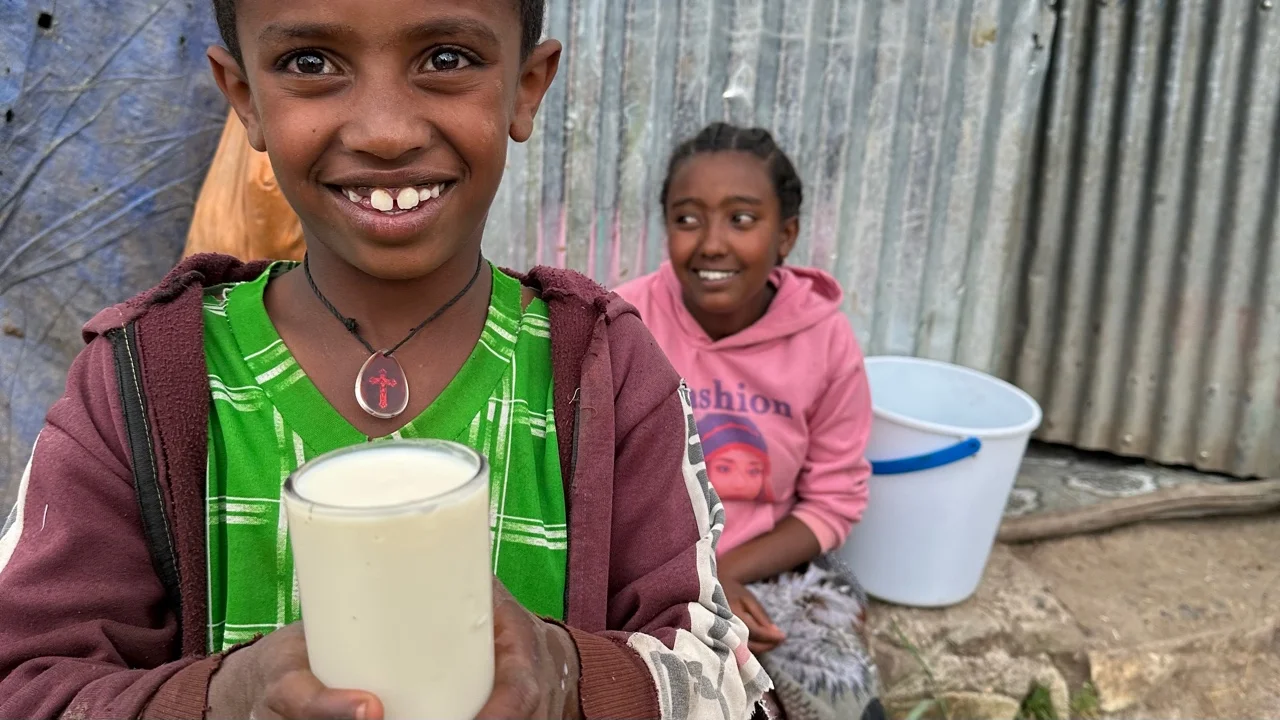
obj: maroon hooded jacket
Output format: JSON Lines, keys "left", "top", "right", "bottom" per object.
{"left": 0, "top": 255, "right": 769, "bottom": 719}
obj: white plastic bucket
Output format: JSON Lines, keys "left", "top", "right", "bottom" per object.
{"left": 838, "top": 356, "right": 1042, "bottom": 607}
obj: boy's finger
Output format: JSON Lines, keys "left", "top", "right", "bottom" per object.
{"left": 301, "top": 691, "right": 383, "bottom": 720}
{"left": 265, "top": 669, "right": 382, "bottom": 720}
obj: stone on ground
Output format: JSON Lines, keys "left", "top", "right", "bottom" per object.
{"left": 868, "top": 516, "right": 1279, "bottom": 719}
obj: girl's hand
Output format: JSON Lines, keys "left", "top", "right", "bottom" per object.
{"left": 476, "top": 579, "right": 582, "bottom": 719}
{"left": 207, "top": 622, "right": 384, "bottom": 720}
{"left": 721, "top": 578, "right": 786, "bottom": 656}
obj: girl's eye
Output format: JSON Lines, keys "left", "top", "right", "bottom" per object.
{"left": 427, "top": 49, "right": 472, "bottom": 72}
{"left": 287, "top": 52, "right": 333, "bottom": 75}
{"left": 731, "top": 212, "right": 756, "bottom": 225}
{"left": 675, "top": 214, "right": 699, "bottom": 227}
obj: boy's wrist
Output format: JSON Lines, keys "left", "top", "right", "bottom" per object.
{"left": 543, "top": 622, "right": 583, "bottom": 719}
{"left": 205, "top": 639, "right": 263, "bottom": 718}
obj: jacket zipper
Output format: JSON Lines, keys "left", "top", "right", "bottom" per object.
{"left": 107, "top": 324, "right": 183, "bottom": 638}
{"left": 563, "top": 388, "right": 581, "bottom": 618}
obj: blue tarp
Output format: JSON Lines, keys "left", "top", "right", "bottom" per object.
{"left": 0, "top": 1, "right": 227, "bottom": 512}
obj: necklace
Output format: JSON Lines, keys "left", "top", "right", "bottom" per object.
{"left": 303, "top": 253, "right": 485, "bottom": 419}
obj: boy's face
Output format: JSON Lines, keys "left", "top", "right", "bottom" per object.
{"left": 209, "top": 0, "right": 559, "bottom": 280}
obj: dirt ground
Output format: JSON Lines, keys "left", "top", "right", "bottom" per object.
{"left": 870, "top": 515, "right": 1280, "bottom": 719}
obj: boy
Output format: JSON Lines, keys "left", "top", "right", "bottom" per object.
{"left": 0, "top": 1, "right": 769, "bottom": 718}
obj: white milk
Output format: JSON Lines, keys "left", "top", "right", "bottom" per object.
{"left": 284, "top": 441, "right": 493, "bottom": 720}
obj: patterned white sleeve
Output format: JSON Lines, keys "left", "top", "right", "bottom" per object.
{"left": 625, "top": 384, "right": 772, "bottom": 719}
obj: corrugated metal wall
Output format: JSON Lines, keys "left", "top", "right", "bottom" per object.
{"left": 4, "top": 0, "right": 1270, "bottom": 506}
{"left": 1010, "top": 0, "right": 1280, "bottom": 477}
{"left": 486, "top": 0, "right": 1055, "bottom": 373}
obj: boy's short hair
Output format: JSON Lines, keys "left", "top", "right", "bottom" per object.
{"left": 211, "top": 0, "right": 546, "bottom": 65}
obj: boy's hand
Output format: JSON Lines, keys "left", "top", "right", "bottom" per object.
{"left": 721, "top": 577, "right": 786, "bottom": 656}
{"left": 476, "top": 579, "right": 582, "bottom": 719}
{"left": 207, "top": 583, "right": 581, "bottom": 720}
{"left": 207, "top": 622, "right": 383, "bottom": 720}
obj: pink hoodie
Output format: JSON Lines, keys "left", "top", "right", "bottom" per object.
{"left": 616, "top": 263, "right": 872, "bottom": 555}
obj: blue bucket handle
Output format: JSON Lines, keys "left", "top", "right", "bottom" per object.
{"left": 870, "top": 437, "right": 982, "bottom": 475}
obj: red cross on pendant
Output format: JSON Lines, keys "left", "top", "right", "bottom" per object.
{"left": 356, "top": 352, "right": 410, "bottom": 419}
{"left": 368, "top": 369, "right": 397, "bottom": 410}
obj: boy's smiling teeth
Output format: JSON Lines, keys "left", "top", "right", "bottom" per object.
{"left": 341, "top": 184, "right": 447, "bottom": 214}
{"left": 395, "top": 188, "right": 419, "bottom": 210}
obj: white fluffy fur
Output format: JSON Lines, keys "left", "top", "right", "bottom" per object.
{"left": 749, "top": 559, "right": 879, "bottom": 701}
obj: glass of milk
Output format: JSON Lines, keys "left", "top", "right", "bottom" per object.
{"left": 283, "top": 440, "right": 494, "bottom": 720}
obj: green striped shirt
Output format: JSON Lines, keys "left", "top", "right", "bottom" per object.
{"left": 203, "top": 263, "right": 566, "bottom": 653}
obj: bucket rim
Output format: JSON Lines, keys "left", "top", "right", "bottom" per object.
{"left": 864, "top": 355, "right": 1044, "bottom": 440}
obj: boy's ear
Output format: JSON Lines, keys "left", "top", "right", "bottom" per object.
{"left": 208, "top": 46, "right": 267, "bottom": 152}
{"left": 778, "top": 216, "right": 800, "bottom": 262}
{"left": 510, "top": 40, "right": 562, "bottom": 143}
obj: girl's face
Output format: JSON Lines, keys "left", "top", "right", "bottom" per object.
{"left": 707, "top": 447, "right": 771, "bottom": 501}
{"left": 664, "top": 151, "right": 798, "bottom": 339}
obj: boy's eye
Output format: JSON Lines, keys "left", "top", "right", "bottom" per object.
{"left": 286, "top": 52, "right": 334, "bottom": 75}
{"left": 426, "top": 49, "right": 472, "bottom": 72}
{"left": 675, "top": 214, "right": 699, "bottom": 227}
{"left": 731, "top": 212, "right": 756, "bottom": 225}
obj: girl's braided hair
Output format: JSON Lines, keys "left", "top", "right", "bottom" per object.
{"left": 660, "top": 122, "right": 803, "bottom": 221}
{"left": 210, "top": 0, "right": 545, "bottom": 65}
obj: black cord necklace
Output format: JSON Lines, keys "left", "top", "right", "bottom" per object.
{"left": 303, "top": 253, "right": 485, "bottom": 419}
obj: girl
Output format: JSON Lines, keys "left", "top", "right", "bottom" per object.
{"left": 0, "top": 5, "right": 769, "bottom": 720}
{"left": 617, "top": 123, "right": 883, "bottom": 720}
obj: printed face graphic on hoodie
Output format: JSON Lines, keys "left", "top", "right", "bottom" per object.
{"left": 697, "top": 413, "right": 775, "bottom": 502}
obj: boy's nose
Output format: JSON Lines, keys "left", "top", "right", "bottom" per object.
{"left": 343, "top": 78, "right": 428, "bottom": 161}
